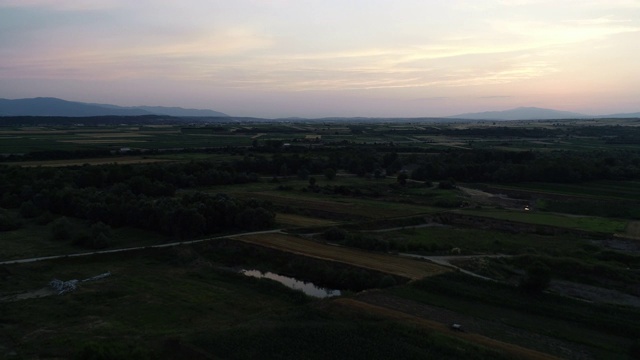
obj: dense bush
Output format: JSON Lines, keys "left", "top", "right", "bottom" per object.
{"left": 519, "top": 262, "right": 551, "bottom": 294}
{"left": 0, "top": 209, "right": 22, "bottom": 231}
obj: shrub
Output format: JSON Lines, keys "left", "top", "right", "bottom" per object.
{"left": 0, "top": 210, "right": 22, "bottom": 231}
{"left": 50, "top": 217, "right": 74, "bottom": 241}
{"left": 323, "top": 227, "right": 347, "bottom": 242}
{"left": 519, "top": 262, "right": 551, "bottom": 294}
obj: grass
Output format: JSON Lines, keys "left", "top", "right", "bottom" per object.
{"left": 0, "top": 126, "right": 256, "bottom": 154}
{"left": 626, "top": 221, "right": 640, "bottom": 238}
{"left": 229, "top": 190, "right": 438, "bottom": 220}
{"left": 329, "top": 298, "right": 560, "bottom": 360}
{"left": 457, "top": 208, "right": 627, "bottom": 233}
{"left": 374, "top": 226, "right": 587, "bottom": 255}
{"left": 1, "top": 247, "right": 509, "bottom": 360}
{"left": 0, "top": 249, "right": 309, "bottom": 358}
{"left": 389, "top": 272, "right": 638, "bottom": 359}
{"left": 276, "top": 213, "right": 337, "bottom": 228}
{"left": 0, "top": 216, "right": 170, "bottom": 261}
{"left": 486, "top": 181, "right": 640, "bottom": 201}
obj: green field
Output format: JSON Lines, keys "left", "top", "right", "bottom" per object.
{"left": 3, "top": 119, "right": 640, "bottom": 359}
{"left": 456, "top": 208, "right": 628, "bottom": 233}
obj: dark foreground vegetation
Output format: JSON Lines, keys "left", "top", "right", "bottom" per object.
{"left": 1, "top": 117, "right": 640, "bottom": 359}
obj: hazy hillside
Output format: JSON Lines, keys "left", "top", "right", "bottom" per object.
{"left": 449, "top": 107, "right": 587, "bottom": 120}
{"left": 0, "top": 97, "right": 229, "bottom": 117}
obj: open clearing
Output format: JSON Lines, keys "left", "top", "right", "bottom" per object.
{"left": 232, "top": 233, "right": 448, "bottom": 279}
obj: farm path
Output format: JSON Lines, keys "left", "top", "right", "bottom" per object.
{"left": 458, "top": 185, "right": 530, "bottom": 209}
{"left": 400, "top": 253, "right": 510, "bottom": 281}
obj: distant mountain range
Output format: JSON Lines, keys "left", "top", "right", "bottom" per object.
{"left": 0, "top": 97, "right": 229, "bottom": 117}
{"left": 449, "top": 107, "right": 640, "bottom": 120}
{"left": 2, "top": 98, "right": 639, "bottom": 121}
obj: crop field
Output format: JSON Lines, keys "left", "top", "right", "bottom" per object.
{"left": 3, "top": 118, "right": 640, "bottom": 359}
{"left": 372, "top": 226, "right": 587, "bottom": 255}
{"left": 485, "top": 181, "right": 640, "bottom": 201}
{"left": 275, "top": 213, "right": 337, "bottom": 228}
{"left": 0, "top": 126, "right": 256, "bottom": 154}
{"left": 5, "top": 156, "right": 176, "bottom": 167}
{"left": 456, "top": 208, "right": 628, "bottom": 234}
{"left": 232, "top": 233, "right": 449, "bottom": 279}
{"left": 232, "top": 191, "right": 438, "bottom": 220}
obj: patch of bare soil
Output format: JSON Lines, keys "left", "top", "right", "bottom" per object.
{"left": 0, "top": 287, "right": 56, "bottom": 302}
{"left": 548, "top": 280, "right": 640, "bottom": 307}
{"left": 595, "top": 238, "right": 640, "bottom": 253}
{"left": 458, "top": 186, "right": 530, "bottom": 210}
{"left": 354, "top": 291, "right": 595, "bottom": 360}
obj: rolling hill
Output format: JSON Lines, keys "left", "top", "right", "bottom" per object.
{"left": 0, "top": 97, "right": 229, "bottom": 117}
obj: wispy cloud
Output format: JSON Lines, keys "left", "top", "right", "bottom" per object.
{"left": 0, "top": 0, "right": 120, "bottom": 10}
{"left": 1, "top": 0, "right": 638, "bottom": 117}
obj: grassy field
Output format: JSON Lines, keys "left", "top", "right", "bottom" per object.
{"left": 0, "top": 249, "right": 310, "bottom": 358}
{"left": 0, "top": 126, "right": 255, "bottom": 154}
{"left": 373, "top": 226, "right": 588, "bottom": 255}
{"left": 1, "top": 247, "right": 516, "bottom": 360}
{"left": 3, "top": 120, "right": 640, "bottom": 359}
{"left": 388, "top": 272, "right": 639, "bottom": 359}
{"left": 276, "top": 213, "right": 337, "bottom": 228}
{"left": 456, "top": 208, "right": 628, "bottom": 233}
{"left": 485, "top": 181, "right": 640, "bottom": 201}
{"left": 232, "top": 233, "right": 449, "bottom": 279}
{"left": 230, "top": 190, "right": 439, "bottom": 220}
{"left": 0, "top": 215, "right": 169, "bottom": 261}
{"left": 330, "top": 298, "right": 561, "bottom": 360}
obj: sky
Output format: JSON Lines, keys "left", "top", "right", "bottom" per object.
{"left": 1, "top": 0, "right": 639, "bottom": 118}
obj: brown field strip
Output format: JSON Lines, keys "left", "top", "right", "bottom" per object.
{"left": 328, "top": 298, "right": 562, "bottom": 360}
{"left": 77, "top": 133, "right": 151, "bottom": 138}
{"left": 58, "top": 139, "right": 148, "bottom": 144}
{"left": 231, "top": 233, "right": 448, "bottom": 279}
{"left": 275, "top": 213, "right": 337, "bottom": 227}
{"left": 625, "top": 221, "right": 640, "bottom": 239}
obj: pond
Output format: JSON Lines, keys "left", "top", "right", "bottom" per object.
{"left": 240, "top": 269, "right": 341, "bottom": 298}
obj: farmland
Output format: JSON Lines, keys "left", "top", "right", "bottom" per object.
{"left": 2, "top": 117, "right": 640, "bottom": 359}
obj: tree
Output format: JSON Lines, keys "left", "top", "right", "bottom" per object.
{"left": 438, "top": 179, "right": 456, "bottom": 189}
{"left": 0, "top": 210, "right": 22, "bottom": 231}
{"left": 323, "top": 227, "right": 347, "bottom": 242}
{"left": 519, "top": 263, "right": 551, "bottom": 294}
{"left": 19, "top": 200, "right": 41, "bottom": 219}
{"left": 397, "top": 172, "right": 408, "bottom": 186}
{"left": 50, "top": 217, "right": 74, "bottom": 242}
{"left": 297, "top": 167, "right": 310, "bottom": 180}
{"left": 324, "top": 168, "right": 336, "bottom": 180}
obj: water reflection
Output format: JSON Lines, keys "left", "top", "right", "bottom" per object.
{"left": 241, "top": 269, "right": 341, "bottom": 298}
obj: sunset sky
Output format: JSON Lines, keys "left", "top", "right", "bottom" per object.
{"left": 1, "top": 0, "right": 639, "bottom": 118}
